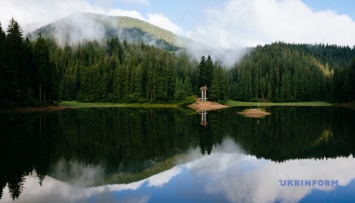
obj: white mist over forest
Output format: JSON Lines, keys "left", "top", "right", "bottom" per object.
{"left": 5, "top": 0, "right": 354, "bottom": 46}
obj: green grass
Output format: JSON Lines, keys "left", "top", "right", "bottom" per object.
{"left": 226, "top": 100, "right": 333, "bottom": 107}
{"left": 60, "top": 101, "right": 179, "bottom": 109}
{"left": 61, "top": 100, "right": 334, "bottom": 109}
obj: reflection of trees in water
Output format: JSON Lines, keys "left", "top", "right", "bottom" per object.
{"left": 199, "top": 125, "right": 213, "bottom": 155}
{"left": 0, "top": 113, "right": 56, "bottom": 200}
{"left": 195, "top": 107, "right": 355, "bottom": 161}
{"left": 0, "top": 108, "right": 200, "bottom": 199}
{"left": 198, "top": 110, "right": 229, "bottom": 155}
{"left": 56, "top": 109, "right": 199, "bottom": 170}
{"left": 0, "top": 107, "right": 354, "bottom": 199}
{"left": 230, "top": 107, "right": 355, "bottom": 162}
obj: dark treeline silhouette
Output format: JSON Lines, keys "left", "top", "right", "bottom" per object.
{"left": 230, "top": 42, "right": 355, "bottom": 102}
{"left": 0, "top": 19, "right": 57, "bottom": 107}
{"left": 1, "top": 19, "right": 355, "bottom": 107}
{"left": 1, "top": 107, "right": 355, "bottom": 199}
{"left": 0, "top": 112, "right": 56, "bottom": 200}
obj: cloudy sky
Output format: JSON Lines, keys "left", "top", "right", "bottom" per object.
{"left": 1, "top": 0, "right": 355, "bottom": 48}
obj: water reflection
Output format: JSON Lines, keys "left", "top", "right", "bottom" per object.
{"left": 199, "top": 110, "right": 208, "bottom": 126}
{"left": 0, "top": 107, "right": 354, "bottom": 202}
{"left": 2, "top": 139, "right": 355, "bottom": 203}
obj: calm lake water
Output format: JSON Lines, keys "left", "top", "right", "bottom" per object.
{"left": 1, "top": 106, "right": 355, "bottom": 203}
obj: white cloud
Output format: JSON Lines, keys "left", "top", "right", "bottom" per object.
{"left": 0, "top": 0, "right": 179, "bottom": 35}
{"left": 121, "top": 0, "right": 150, "bottom": 5}
{"left": 1, "top": 0, "right": 354, "bottom": 56}
{"left": 186, "top": 0, "right": 355, "bottom": 48}
{"left": 107, "top": 9, "right": 146, "bottom": 21}
{"left": 107, "top": 11, "right": 183, "bottom": 34}
{"left": 147, "top": 13, "right": 183, "bottom": 34}
{"left": 0, "top": 0, "right": 104, "bottom": 32}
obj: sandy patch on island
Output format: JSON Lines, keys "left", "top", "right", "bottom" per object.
{"left": 188, "top": 99, "right": 229, "bottom": 112}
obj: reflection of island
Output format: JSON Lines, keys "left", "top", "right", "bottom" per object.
{"left": 237, "top": 108, "right": 271, "bottom": 118}
{"left": 1, "top": 107, "right": 355, "bottom": 200}
{"left": 199, "top": 110, "right": 208, "bottom": 126}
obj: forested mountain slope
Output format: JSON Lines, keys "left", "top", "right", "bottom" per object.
{"left": 27, "top": 13, "right": 185, "bottom": 51}
{"left": 230, "top": 42, "right": 355, "bottom": 102}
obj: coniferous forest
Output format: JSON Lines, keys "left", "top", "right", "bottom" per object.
{"left": 1, "top": 18, "right": 355, "bottom": 107}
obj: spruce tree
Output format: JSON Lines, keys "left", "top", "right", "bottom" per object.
{"left": 34, "top": 32, "right": 50, "bottom": 103}
{"left": 205, "top": 55, "right": 214, "bottom": 87}
{"left": 4, "top": 18, "right": 24, "bottom": 103}
{"left": 0, "top": 23, "right": 6, "bottom": 105}
{"left": 198, "top": 55, "right": 206, "bottom": 87}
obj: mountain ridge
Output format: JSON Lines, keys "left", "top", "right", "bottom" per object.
{"left": 27, "top": 13, "right": 189, "bottom": 50}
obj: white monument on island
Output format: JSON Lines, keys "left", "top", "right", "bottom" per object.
{"left": 200, "top": 86, "right": 208, "bottom": 102}
{"left": 199, "top": 86, "right": 208, "bottom": 126}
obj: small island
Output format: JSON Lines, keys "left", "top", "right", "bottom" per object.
{"left": 187, "top": 86, "right": 228, "bottom": 111}
{"left": 188, "top": 99, "right": 229, "bottom": 111}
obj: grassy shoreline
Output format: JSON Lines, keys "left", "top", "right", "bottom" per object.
{"left": 226, "top": 101, "right": 333, "bottom": 107}
{"left": 1, "top": 100, "right": 337, "bottom": 113}
{"left": 60, "top": 101, "right": 180, "bottom": 108}
{"left": 60, "top": 100, "right": 334, "bottom": 109}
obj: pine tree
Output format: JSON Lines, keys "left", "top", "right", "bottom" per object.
{"left": 198, "top": 56, "right": 206, "bottom": 87}
{"left": 174, "top": 77, "right": 185, "bottom": 101}
{"left": 133, "top": 64, "right": 143, "bottom": 101}
{"left": 0, "top": 23, "right": 6, "bottom": 105}
{"left": 209, "top": 66, "right": 226, "bottom": 101}
{"left": 205, "top": 55, "right": 214, "bottom": 87}
{"left": 4, "top": 18, "right": 25, "bottom": 103}
{"left": 267, "top": 81, "right": 272, "bottom": 101}
{"left": 34, "top": 32, "right": 50, "bottom": 103}
{"left": 23, "top": 38, "right": 35, "bottom": 103}
{"left": 184, "top": 77, "right": 193, "bottom": 96}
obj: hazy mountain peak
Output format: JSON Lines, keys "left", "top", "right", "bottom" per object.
{"left": 27, "top": 13, "right": 185, "bottom": 50}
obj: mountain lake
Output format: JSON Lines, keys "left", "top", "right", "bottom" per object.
{"left": 1, "top": 106, "right": 355, "bottom": 203}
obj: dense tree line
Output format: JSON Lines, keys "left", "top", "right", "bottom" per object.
{"left": 53, "top": 38, "right": 198, "bottom": 103}
{"left": 1, "top": 19, "right": 355, "bottom": 106}
{"left": 230, "top": 42, "right": 355, "bottom": 102}
{"left": 0, "top": 19, "right": 57, "bottom": 107}
{"left": 47, "top": 40, "right": 355, "bottom": 103}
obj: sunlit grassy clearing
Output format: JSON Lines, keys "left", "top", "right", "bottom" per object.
{"left": 226, "top": 101, "right": 333, "bottom": 107}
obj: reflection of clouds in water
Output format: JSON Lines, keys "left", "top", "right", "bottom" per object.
{"left": 2, "top": 175, "right": 90, "bottom": 203}
{"left": 177, "top": 137, "right": 246, "bottom": 164}
{"left": 147, "top": 167, "right": 182, "bottom": 187}
{"left": 50, "top": 159, "right": 104, "bottom": 187}
{"left": 177, "top": 138, "right": 355, "bottom": 203}
{"left": 183, "top": 140, "right": 355, "bottom": 203}
{"left": 2, "top": 139, "right": 355, "bottom": 203}
{"left": 1, "top": 160, "right": 180, "bottom": 202}
{"left": 1, "top": 173, "right": 151, "bottom": 203}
